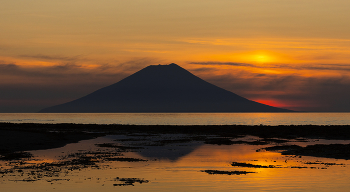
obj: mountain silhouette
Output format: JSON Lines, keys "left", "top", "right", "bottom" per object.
{"left": 39, "top": 63, "right": 292, "bottom": 112}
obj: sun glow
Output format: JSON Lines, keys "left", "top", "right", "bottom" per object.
{"left": 255, "top": 99, "right": 291, "bottom": 108}
{"left": 253, "top": 54, "right": 272, "bottom": 63}
{"left": 232, "top": 51, "right": 287, "bottom": 64}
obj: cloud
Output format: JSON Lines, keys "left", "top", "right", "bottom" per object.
{"left": 189, "top": 61, "right": 350, "bottom": 72}
{"left": 19, "top": 54, "right": 82, "bottom": 62}
{"left": 1, "top": 58, "right": 349, "bottom": 112}
{"left": 0, "top": 58, "right": 151, "bottom": 79}
{"left": 301, "top": 64, "right": 350, "bottom": 72}
{"left": 189, "top": 62, "right": 256, "bottom": 67}
{"left": 0, "top": 57, "right": 164, "bottom": 112}
{"left": 0, "top": 63, "right": 19, "bottom": 70}
{"left": 0, "top": 63, "right": 104, "bottom": 79}
{"left": 191, "top": 67, "right": 350, "bottom": 112}
{"left": 0, "top": 63, "right": 124, "bottom": 112}
{"left": 0, "top": 56, "right": 162, "bottom": 84}
{"left": 118, "top": 57, "right": 165, "bottom": 71}
{"left": 266, "top": 63, "right": 350, "bottom": 72}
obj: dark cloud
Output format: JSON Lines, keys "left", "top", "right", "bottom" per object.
{"left": 190, "top": 67, "right": 220, "bottom": 72}
{"left": 267, "top": 63, "right": 350, "bottom": 72}
{"left": 189, "top": 61, "right": 350, "bottom": 72}
{"left": 0, "top": 57, "right": 163, "bottom": 112}
{"left": 301, "top": 64, "right": 350, "bottom": 72}
{"left": 0, "top": 63, "right": 127, "bottom": 79}
{"left": 19, "top": 54, "right": 82, "bottom": 62}
{"left": 195, "top": 70, "right": 350, "bottom": 112}
{"left": 118, "top": 57, "right": 165, "bottom": 71}
{"left": 189, "top": 61, "right": 256, "bottom": 67}
{"left": 187, "top": 61, "right": 350, "bottom": 111}
{"left": 0, "top": 57, "right": 161, "bottom": 80}
{"left": 1, "top": 59, "right": 349, "bottom": 112}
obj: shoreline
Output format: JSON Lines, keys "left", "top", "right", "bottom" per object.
{"left": 1, "top": 122, "right": 350, "bottom": 159}
{"left": 1, "top": 122, "right": 350, "bottom": 137}
{"left": 1, "top": 122, "right": 350, "bottom": 186}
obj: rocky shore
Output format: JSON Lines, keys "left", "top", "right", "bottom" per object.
{"left": 1, "top": 123, "right": 350, "bottom": 160}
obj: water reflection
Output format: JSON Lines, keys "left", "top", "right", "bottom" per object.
{"left": 1, "top": 134, "right": 350, "bottom": 191}
{"left": 1, "top": 113, "right": 350, "bottom": 125}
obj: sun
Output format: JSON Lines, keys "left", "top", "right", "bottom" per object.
{"left": 235, "top": 51, "right": 278, "bottom": 64}
{"left": 253, "top": 54, "right": 272, "bottom": 63}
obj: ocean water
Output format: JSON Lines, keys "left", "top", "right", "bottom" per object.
{"left": 0, "top": 113, "right": 349, "bottom": 125}
{"left": 1, "top": 113, "right": 350, "bottom": 191}
{"left": 1, "top": 134, "right": 350, "bottom": 192}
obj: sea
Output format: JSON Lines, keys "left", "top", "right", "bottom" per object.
{"left": 0, "top": 112, "right": 349, "bottom": 125}
{"left": 2, "top": 112, "right": 350, "bottom": 192}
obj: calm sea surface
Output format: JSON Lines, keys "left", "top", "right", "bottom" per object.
{"left": 1, "top": 134, "right": 350, "bottom": 191}
{"left": 0, "top": 113, "right": 349, "bottom": 125}
{"left": 1, "top": 113, "right": 350, "bottom": 191}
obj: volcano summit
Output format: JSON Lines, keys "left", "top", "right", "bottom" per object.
{"left": 39, "top": 64, "right": 291, "bottom": 112}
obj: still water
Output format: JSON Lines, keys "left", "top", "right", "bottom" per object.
{"left": 1, "top": 134, "right": 349, "bottom": 192}
{"left": 0, "top": 113, "right": 350, "bottom": 125}
{"left": 1, "top": 113, "right": 350, "bottom": 191}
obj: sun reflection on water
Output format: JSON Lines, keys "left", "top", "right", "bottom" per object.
{"left": 1, "top": 134, "right": 349, "bottom": 191}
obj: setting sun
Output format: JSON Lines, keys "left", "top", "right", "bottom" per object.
{"left": 233, "top": 51, "right": 281, "bottom": 64}
{"left": 253, "top": 54, "right": 271, "bottom": 63}
{"left": 1, "top": 0, "right": 350, "bottom": 113}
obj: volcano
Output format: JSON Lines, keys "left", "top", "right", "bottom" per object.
{"left": 39, "top": 63, "right": 292, "bottom": 112}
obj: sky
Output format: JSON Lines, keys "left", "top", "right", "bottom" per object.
{"left": 1, "top": 0, "right": 350, "bottom": 112}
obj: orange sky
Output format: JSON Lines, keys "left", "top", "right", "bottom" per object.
{"left": 1, "top": 0, "right": 350, "bottom": 112}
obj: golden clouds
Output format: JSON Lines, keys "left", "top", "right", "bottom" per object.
{"left": 181, "top": 38, "right": 350, "bottom": 64}
{"left": 1, "top": 0, "right": 350, "bottom": 112}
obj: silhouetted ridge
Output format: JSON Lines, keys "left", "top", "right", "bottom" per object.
{"left": 39, "top": 63, "right": 292, "bottom": 112}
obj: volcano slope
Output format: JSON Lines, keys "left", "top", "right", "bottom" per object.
{"left": 39, "top": 64, "right": 291, "bottom": 112}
